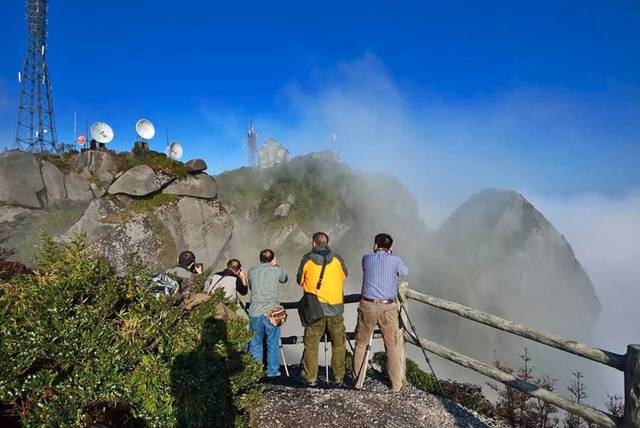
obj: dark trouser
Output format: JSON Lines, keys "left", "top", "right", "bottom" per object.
{"left": 302, "top": 314, "right": 346, "bottom": 382}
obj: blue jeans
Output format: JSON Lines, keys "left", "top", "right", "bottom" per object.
{"left": 249, "top": 315, "right": 281, "bottom": 377}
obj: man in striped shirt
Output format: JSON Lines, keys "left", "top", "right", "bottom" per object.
{"left": 247, "top": 249, "right": 289, "bottom": 378}
{"left": 353, "top": 233, "right": 409, "bottom": 391}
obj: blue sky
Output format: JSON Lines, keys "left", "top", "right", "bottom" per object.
{"left": 1, "top": 0, "right": 639, "bottom": 218}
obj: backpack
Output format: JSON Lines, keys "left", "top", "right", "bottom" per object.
{"left": 148, "top": 273, "right": 180, "bottom": 298}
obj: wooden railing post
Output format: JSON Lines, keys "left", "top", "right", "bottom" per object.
{"left": 398, "top": 281, "right": 409, "bottom": 384}
{"left": 624, "top": 344, "right": 640, "bottom": 428}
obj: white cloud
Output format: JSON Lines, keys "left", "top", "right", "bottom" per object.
{"left": 247, "top": 54, "right": 640, "bottom": 227}
{"left": 531, "top": 192, "right": 640, "bottom": 346}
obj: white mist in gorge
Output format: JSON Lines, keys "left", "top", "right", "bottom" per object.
{"left": 227, "top": 55, "right": 640, "bottom": 404}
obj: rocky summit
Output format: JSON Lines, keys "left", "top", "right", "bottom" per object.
{"left": 254, "top": 371, "right": 503, "bottom": 428}
{"left": 0, "top": 149, "right": 226, "bottom": 274}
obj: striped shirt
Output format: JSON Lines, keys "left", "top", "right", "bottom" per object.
{"left": 247, "top": 263, "right": 288, "bottom": 317}
{"left": 361, "top": 250, "right": 409, "bottom": 300}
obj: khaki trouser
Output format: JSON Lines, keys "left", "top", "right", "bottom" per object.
{"left": 302, "top": 314, "right": 346, "bottom": 383}
{"left": 353, "top": 300, "right": 403, "bottom": 391}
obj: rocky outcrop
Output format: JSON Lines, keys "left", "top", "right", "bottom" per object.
{"left": 74, "top": 150, "right": 118, "bottom": 180}
{"left": 185, "top": 158, "right": 207, "bottom": 173}
{"left": 90, "top": 183, "right": 106, "bottom": 199}
{"left": 61, "top": 199, "right": 118, "bottom": 241}
{"left": 0, "top": 206, "right": 32, "bottom": 223}
{"left": 155, "top": 197, "right": 232, "bottom": 267}
{"left": 108, "top": 165, "right": 171, "bottom": 197}
{"left": 162, "top": 173, "right": 218, "bottom": 199}
{"left": 64, "top": 172, "right": 94, "bottom": 201}
{"left": 95, "top": 216, "right": 160, "bottom": 274}
{"left": 0, "top": 151, "right": 46, "bottom": 209}
{"left": 58, "top": 195, "right": 233, "bottom": 274}
{"left": 41, "top": 160, "right": 67, "bottom": 204}
{"left": 0, "top": 150, "right": 232, "bottom": 271}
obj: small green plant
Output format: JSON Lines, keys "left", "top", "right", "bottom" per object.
{"left": 37, "top": 151, "right": 78, "bottom": 172}
{"left": 0, "top": 235, "right": 262, "bottom": 427}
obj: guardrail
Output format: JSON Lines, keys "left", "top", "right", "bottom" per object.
{"left": 398, "top": 282, "right": 639, "bottom": 428}
{"left": 274, "top": 293, "right": 383, "bottom": 382}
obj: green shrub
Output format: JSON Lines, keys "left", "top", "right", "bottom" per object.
{"left": 116, "top": 151, "right": 188, "bottom": 178}
{"left": 37, "top": 151, "right": 78, "bottom": 173}
{"left": 0, "top": 235, "right": 262, "bottom": 427}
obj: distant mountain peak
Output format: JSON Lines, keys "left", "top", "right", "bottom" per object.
{"left": 433, "top": 187, "right": 600, "bottom": 337}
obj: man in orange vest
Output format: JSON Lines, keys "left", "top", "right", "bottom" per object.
{"left": 297, "top": 232, "right": 348, "bottom": 386}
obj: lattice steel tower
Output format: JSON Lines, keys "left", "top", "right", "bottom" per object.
{"left": 247, "top": 120, "right": 257, "bottom": 167}
{"left": 15, "top": 0, "right": 58, "bottom": 153}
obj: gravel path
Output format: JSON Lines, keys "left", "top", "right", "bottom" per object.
{"left": 253, "top": 369, "right": 504, "bottom": 428}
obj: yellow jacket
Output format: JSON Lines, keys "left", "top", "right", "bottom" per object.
{"left": 297, "top": 245, "right": 348, "bottom": 314}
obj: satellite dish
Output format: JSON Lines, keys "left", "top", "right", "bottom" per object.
{"left": 135, "top": 119, "right": 156, "bottom": 141}
{"left": 77, "top": 135, "right": 87, "bottom": 146}
{"left": 90, "top": 122, "right": 114, "bottom": 144}
{"left": 165, "top": 141, "right": 183, "bottom": 160}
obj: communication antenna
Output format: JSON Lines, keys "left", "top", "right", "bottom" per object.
{"left": 135, "top": 118, "right": 156, "bottom": 142}
{"left": 247, "top": 120, "right": 257, "bottom": 167}
{"left": 15, "top": 0, "right": 58, "bottom": 153}
{"left": 73, "top": 112, "right": 77, "bottom": 143}
{"left": 90, "top": 121, "right": 114, "bottom": 144}
{"left": 165, "top": 141, "right": 183, "bottom": 160}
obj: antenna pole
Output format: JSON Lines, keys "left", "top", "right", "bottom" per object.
{"left": 15, "top": 0, "right": 58, "bottom": 153}
{"left": 247, "top": 120, "right": 257, "bottom": 167}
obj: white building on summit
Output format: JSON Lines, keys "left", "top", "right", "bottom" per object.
{"left": 257, "top": 139, "right": 289, "bottom": 169}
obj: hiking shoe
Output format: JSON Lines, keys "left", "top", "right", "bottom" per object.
{"left": 299, "top": 378, "right": 317, "bottom": 387}
{"left": 329, "top": 379, "right": 347, "bottom": 389}
{"left": 260, "top": 374, "right": 282, "bottom": 384}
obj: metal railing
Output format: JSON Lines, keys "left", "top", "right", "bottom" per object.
{"left": 276, "top": 293, "right": 383, "bottom": 382}
{"left": 398, "top": 282, "right": 639, "bottom": 428}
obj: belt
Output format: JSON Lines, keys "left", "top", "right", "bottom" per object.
{"left": 361, "top": 296, "right": 396, "bottom": 304}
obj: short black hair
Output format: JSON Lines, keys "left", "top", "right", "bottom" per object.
{"left": 227, "top": 259, "right": 241, "bottom": 271}
{"left": 374, "top": 233, "right": 393, "bottom": 250}
{"left": 312, "top": 232, "right": 329, "bottom": 246}
{"left": 259, "top": 249, "right": 275, "bottom": 263}
{"left": 178, "top": 250, "right": 196, "bottom": 268}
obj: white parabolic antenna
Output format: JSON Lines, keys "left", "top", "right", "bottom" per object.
{"left": 165, "top": 141, "right": 183, "bottom": 160}
{"left": 135, "top": 119, "right": 156, "bottom": 140}
{"left": 90, "top": 122, "right": 114, "bottom": 144}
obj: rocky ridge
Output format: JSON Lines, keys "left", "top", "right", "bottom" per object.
{"left": 0, "top": 149, "right": 229, "bottom": 273}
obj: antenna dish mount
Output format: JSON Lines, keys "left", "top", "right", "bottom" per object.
{"left": 165, "top": 141, "right": 183, "bottom": 160}
{"left": 135, "top": 119, "right": 156, "bottom": 141}
{"left": 90, "top": 122, "right": 114, "bottom": 144}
